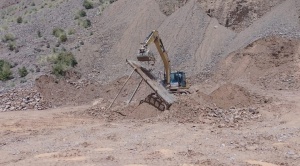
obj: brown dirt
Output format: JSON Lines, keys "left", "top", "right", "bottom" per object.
{"left": 0, "top": 91, "right": 299, "bottom": 165}
{"left": 35, "top": 75, "right": 103, "bottom": 107}
{"left": 1, "top": 1, "right": 300, "bottom": 166}
{"left": 212, "top": 36, "right": 300, "bottom": 90}
{"left": 209, "top": 83, "right": 257, "bottom": 109}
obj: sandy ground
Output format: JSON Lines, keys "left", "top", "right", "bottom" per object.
{"left": 1, "top": 1, "right": 300, "bottom": 166}
{"left": 1, "top": 36, "right": 300, "bottom": 166}
{"left": 0, "top": 89, "right": 299, "bottom": 166}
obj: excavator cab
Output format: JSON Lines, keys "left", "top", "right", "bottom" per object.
{"left": 169, "top": 71, "right": 187, "bottom": 88}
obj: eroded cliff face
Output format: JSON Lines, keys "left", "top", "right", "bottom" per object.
{"left": 156, "top": 0, "right": 286, "bottom": 32}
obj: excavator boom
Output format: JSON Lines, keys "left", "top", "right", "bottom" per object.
{"left": 137, "top": 30, "right": 171, "bottom": 85}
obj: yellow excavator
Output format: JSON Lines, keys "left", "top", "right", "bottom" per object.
{"left": 137, "top": 30, "right": 189, "bottom": 93}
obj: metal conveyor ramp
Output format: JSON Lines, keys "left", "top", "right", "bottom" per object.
{"left": 126, "top": 59, "right": 176, "bottom": 106}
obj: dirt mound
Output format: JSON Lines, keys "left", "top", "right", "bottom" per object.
{"left": 35, "top": 70, "right": 155, "bottom": 108}
{"left": 35, "top": 75, "right": 103, "bottom": 107}
{"left": 213, "top": 36, "right": 300, "bottom": 90}
{"left": 125, "top": 102, "right": 163, "bottom": 120}
{"left": 83, "top": 83, "right": 263, "bottom": 127}
{"left": 208, "top": 83, "right": 256, "bottom": 109}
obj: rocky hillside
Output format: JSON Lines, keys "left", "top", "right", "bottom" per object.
{"left": 0, "top": 0, "right": 299, "bottom": 93}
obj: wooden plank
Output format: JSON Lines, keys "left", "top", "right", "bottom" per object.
{"left": 126, "top": 60, "right": 176, "bottom": 105}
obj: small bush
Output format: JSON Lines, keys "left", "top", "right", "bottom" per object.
{"left": 82, "top": 19, "right": 91, "bottom": 28}
{"left": 18, "top": 66, "right": 28, "bottom": 77}
{"left": 53, "top": 28, "right": 67, "bottom": 42}
{"left": 59, "top": 34, "right": 67, "bottom": 42}
{"left": 83, "top": 0, "right": 93, "bottom": 9}
{"left": 2, "top": 33, "right": 15, "bottom": 42}
{"left": 55, "top": 52, "right": 78, "bottom": 67}
{"left": 68, "top": 29, "right": 75, "bottom": 35}
{"left": 52, "top": 63, "right": 66, "bottom": 76}
{"left": 78, "top": 10, "right": 86, "bottom": 17}
{"left": 17, "top": 16, "right": 23, "bottom": 23}
{"left": 50, "top": 51, "right": 77, "bottom": 76}
{"left": 8, "top": 42, "right": 16, "bottom": 51}
{"left": 0, "top": 60, "right": 12, "bottom": 81}
{"left": 52, "top": 28, "right": 65, "bottom": 37}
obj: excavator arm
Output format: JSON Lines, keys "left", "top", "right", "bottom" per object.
{"left": 137, "top": 30, "right": 171, "bottom": 85}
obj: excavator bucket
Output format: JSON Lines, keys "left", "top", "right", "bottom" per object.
{"left": 137, "top": 47, "right": 155, "bottom": 62}
{"left": 137, "top": 55, "right": 155, "bottom": 62}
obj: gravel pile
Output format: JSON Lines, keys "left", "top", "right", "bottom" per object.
{"left": 0, "top": 88, "right": 51, "bottom": 112}
{"left": 204, "top": 107, "right": 262, "bottom": 128}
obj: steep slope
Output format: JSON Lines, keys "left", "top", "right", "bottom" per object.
{"left": 1, "top": 0, "right": 300, "bottom": 101}
{"left": 197, "top": 0, "right": 287, "bottom": 32}
{"left": 226, "top": 0, "right": 300, "bottom": 56}
{"left": 213, "top": 36, "right": 300, "bottom": 91}
{"left": 0, "top": 0, "right": 99, "bottom": 89}
{"left": 77, "top": 0, "right": 166, "bottom": 83}
{"left": 157, "top": 0, "right": 236, "bottom": 74}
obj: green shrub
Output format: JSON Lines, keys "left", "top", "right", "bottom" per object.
{"left": 18, "top": 66, "right": 28, "bottom": 77}
{"left": 53, "top": 28, "right": 67, "bottom": 42}
{"left": 82, "top": 19, "right": 91, "bottom": 28}
{"left": 17, "top": 16, "right": 23, "bottom": 23}
{"left": 52, "top": 28, "right": 65, "bottom": 37}
{"left": 0, "top": 60, "right": 12, "bottom": 81}
{"left": 8, "top": 42, "right": 16, "bottom": 51}
{"left": 59, "top": 34, "right": 67, "bottom": 42}
{"left": 78, "top": 10, "right": 86, "bottom": 17}
{"left": 68, "top": 29, "right": 75, "bottom": 35}
{"left": 50, "top": 51, "right": 77, "bottom": 76}
{"left": 52, "top": 63, "right": 66, "bottom": 76}
{"left": 83, "top": 0, "right": 93, "bottom": 9}
{"left": 55, "top": 52, "right": 77, "bottom": 67}
{"left": 2, "top": 33, "right": 15, "bottom": 42}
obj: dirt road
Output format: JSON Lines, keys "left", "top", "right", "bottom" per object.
{"left": 1, "top": 93, "right": 299, "bottom": 166}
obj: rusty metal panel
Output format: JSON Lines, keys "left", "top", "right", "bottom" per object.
{"left": 126, "top": 60, "right": 176, "bottom": 105}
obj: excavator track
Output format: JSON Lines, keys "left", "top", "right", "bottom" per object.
{"left": 140, "top": 93, "right": 169, "bottom": 111}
